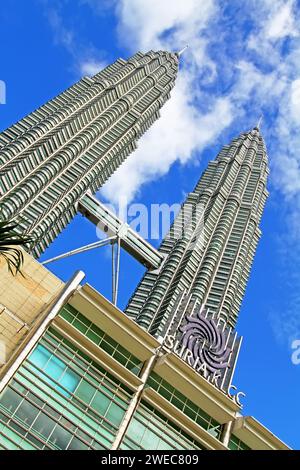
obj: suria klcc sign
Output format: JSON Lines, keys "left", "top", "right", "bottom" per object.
{"left": 163, "top": 302, "right": 246, "bottom": 407}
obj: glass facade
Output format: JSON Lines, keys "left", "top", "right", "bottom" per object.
{"left": 59, "top": 305, "right": 223, "bottom": 441}
{"left": 121, "top": 402, "right": 204, "bottom": 450}
{"left": 0, "top": 328, "right": 131, "bottom": 449}
{"left": 0, "top": 305, "right": 252, "bottom": 450}
{"left": 59, "top": 305, "right": 142, "bottom": 375}
{"left": 147, "top": 372, "right": 222, "bottom": 439}
{"left": 0, "top": 326, "right": 207, "bottom": 450}
{"left": 228, "top": 434, "right": 250, "bottom": 450}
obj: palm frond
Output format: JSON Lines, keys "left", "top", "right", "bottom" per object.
{"left": 0, "top": 218, "right": 34, "bottom": 275}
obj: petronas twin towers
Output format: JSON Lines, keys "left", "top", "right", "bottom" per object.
{"left": 0, "top": 49, "right": 268, "bottom": 335}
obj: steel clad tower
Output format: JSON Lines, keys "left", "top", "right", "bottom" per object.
{"left": 126, "top": 126, "right": 269, "bottom": 334}
{"left": 0, "top": 50, "right": 179, "bottom": 257}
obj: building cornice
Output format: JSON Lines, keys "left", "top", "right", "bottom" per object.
{"left": 233, "top": 416, "right": 290, "bottom": 450}
{"left": 143, "top": 388, "right": 228, "bottom": 450}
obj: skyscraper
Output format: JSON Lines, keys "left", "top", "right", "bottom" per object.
{"left": 0, "top": 38, "right": 288, "bottom": 449}
{"left": 0, "top": 50, "right": 179, "bottom": 257}
{"left": 126, "top": 126, "right": 268, "bottom": 335}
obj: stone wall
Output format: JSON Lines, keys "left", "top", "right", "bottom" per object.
{"left": 0, "top": 248, "right": 62, "bottom": 370}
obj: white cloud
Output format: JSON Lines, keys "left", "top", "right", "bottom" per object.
{"left": 230, "top": 2, "right": 300, "bottom": 210}
{"left": 244, "top": 4, "right": 300, "bottom": 346}
{"left": 102, "top": 73, "right": 232, "bottom": 203}
{"left": 80, "top": 59, "right": 107, "bottom": 76}
{"left": 265, "top": 0, "right": 298, "bottom": 39}
{"left": 116, "top": 0, "right": 217, "bottom": 69}
{"left": 47, "top": 8, "right": 75, "bottom": 50}
{"left": 233, "top": 61, "right": 283, "bottom": 102}
{"left": 290, "top": 79, "right": 300, "bottom": 123}
{"left": 44, "top": 3, "right": 108, "bottom": 79}
{"left": 101, "top": 0, "right": 231, "bottom": 204}
{"left": 271, "top": 73, "right": 300, "bottom": 198}
{"left": 247, "top": 0, "right": 299, "bottom": 67}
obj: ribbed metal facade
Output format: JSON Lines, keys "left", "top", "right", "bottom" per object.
{"left": 0, "top": 50, "right": 178, "bottom": 257}
{"left": 126, "top": 127, "right": 269, "bottom": 333}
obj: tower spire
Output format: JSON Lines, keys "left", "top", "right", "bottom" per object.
{"left": 175, "top": 45, "right": 189, "bottom": 58}
{"left": 255, "top": 114, "right": 263, "bottom": 130}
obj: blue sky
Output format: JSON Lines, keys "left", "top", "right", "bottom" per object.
{"left": 1, "top": 0, "right": 300, "bottom": 448}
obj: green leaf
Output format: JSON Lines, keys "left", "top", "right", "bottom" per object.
{"left": 0, "top": 218, "right": 34, "bottom": 276}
